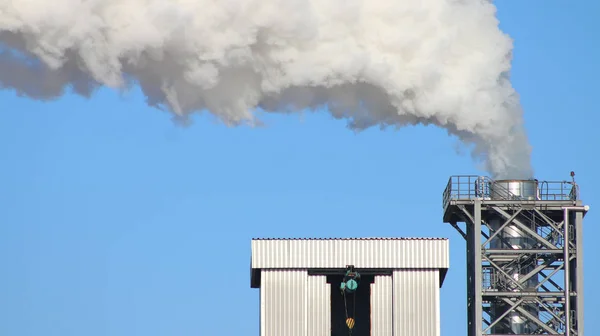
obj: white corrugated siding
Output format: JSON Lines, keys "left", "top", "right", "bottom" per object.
{"left": 260, "top": 270, "right": 330, "bottom": 336}
{"left": 371, "top": 275, "right": 393, "bottom": 336}
{"left": 393, "top": 269, "right": 440, "bottom": 336}
{"left": 260, "top": 270, "right": 307, "bottom": 336}
{"left": 251, "top": 239, "right": 449, "bottom": 270}
{"left": 306, "top": 275, "right": 330, "bottom": 336}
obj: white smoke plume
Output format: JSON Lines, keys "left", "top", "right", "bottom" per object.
{"left": 0, "top": 0, "right": 533, "bottom": 178}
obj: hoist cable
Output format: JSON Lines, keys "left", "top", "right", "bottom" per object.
{"left": 342, "top": 290, "right": 355, "bottom": 336}
{"left": 353, "top": 293, "right": 356, "bottom": 321}
{"left": 343, "top": 291, "right": 349, "bottom": 320}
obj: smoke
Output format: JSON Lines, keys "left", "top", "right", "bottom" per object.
{"left": 0, "top": 0, "right": 532, "bottom": 178}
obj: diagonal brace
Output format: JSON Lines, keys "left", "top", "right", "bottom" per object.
{"left": 500, "top": 298, "right": 559, "bottom": 334}
{"left": 535, "top": 266, "right": 563, "bottom": 291}
{"left": 483, "top": 299, "right": 524, "bottom": 333}
{"left": 518, "top": 256, "right": 558, "bottom": 285}
{"left": 483, "top": 209, "right": 522, "bottom": 247}
{"left": 458, "top": 204, "right": 475, "bottom": 224}
{"left": 450, "top": 221, "right": 467, "bottom": 240}
{"left": 533, "top": 208, "right": 563, "bottom": 235}
{"left": 483, "top": 255, "right": 524, "bottom": 290}
{"left": 491, "top": 207, "right": 559, "bottom": 249}
{"left": 535, "top": 298, "right": 563, "bottom": 325}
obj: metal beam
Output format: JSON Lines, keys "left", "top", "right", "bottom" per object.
{"left": 482, "top": 255, "right": 524, "bottom": 290}
{"left": 536, "top": 298, "right": 563, "bottom": 323}
{"left": 484, "top": 249, "right": 563, "bottom": 254}
{"left": 500, "top": 298, "right": 558, "bottom": 334}
{"left": 483, "top": 209, "right": 522, "bottom": 247}
{"left": 491, "top": 207, "right": 559, "bottom": 249}
{"left": 575, "top": 209, "right": 585, "bottom": 335}
{"left": 535, "top": 267, "right": 562, "bottom": 290}
{"left": 483, "top": 299, "right": 524, "bottom": 334}
{"left": 459, "top": 204, "right": 475, "bottom": 224}
{"left": 533, "top": 208, "right": 563, "bottom": 234}
{"left": 518, "top": 256, "right": 558, "bottom": 285}
{"left": 450, "top": 221, "right": 467, "bottom": 240}
{"left": 483, "top": 291, "right": 571, "bottom": 297}
{"left": 563, "top": 207, "right": 572, "bottom": 336}
{"left": 450, "top": 199, "right": 579, "bottom": 207}
{"left": 474, "top": 199, "right": 483, "bottom": 335}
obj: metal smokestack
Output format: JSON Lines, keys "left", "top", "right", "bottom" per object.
{"left": 488, "top": 179, "right": 540, "bottom": 334}
{"left": 442, "top": 174, "right": 587, "bottom": 336}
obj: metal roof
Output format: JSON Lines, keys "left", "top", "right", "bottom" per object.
{"left": 251, "top": 237, "right": 449, "bottom": 287}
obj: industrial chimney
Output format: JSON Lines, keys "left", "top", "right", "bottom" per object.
{"left": 442, "top": 175, "right": 588, "bottom": 336}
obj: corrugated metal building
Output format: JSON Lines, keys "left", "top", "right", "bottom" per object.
{"left": 250, "top": 238, "right": 450, "bottom": 336}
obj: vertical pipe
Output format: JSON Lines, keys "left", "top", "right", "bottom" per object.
{"left": 473, "top": 198, "right": 483, "bottom": 335}
{"left": 563, "top": 207, "right": 570, "bottom": 336}
{"left": 562, "top": 205, "right": 589, "bottom": 336}
{"left": 575, "top": 210, "right": 585, "bottom": 336}
{"left": 489, "top": 180, "right": 539, "bottom": 333}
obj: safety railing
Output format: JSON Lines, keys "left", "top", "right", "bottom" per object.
{"left": 442, "top": 175, "right": 493, "bottom": 208}
{"left": 539, "top": 180, "right": 580, "bottom": 201}
{"left": 443, "top": 175, "right": 578, "bottom": 209}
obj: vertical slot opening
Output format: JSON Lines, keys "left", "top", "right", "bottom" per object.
{"left": 328, "top": 275, "right": 374, "bottom": 336}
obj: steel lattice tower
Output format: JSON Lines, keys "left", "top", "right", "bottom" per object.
{"left": 442, "top": 175, "right": 589, "bottom": 336}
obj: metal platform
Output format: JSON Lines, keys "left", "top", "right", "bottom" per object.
{"left": 442, "top": 175, "right": 589, "bottom": 336}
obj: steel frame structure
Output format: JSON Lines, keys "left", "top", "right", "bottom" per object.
{"left": 442, "top": 176, "right": 589, "bottom": 336}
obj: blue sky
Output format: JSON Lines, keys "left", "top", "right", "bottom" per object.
{"left": 1, "top": 1, "right": 598, "bottom": 335}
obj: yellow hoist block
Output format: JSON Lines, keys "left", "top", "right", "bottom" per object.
{"left": 346, "top": 318, "right": 355, "bottom": 329}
